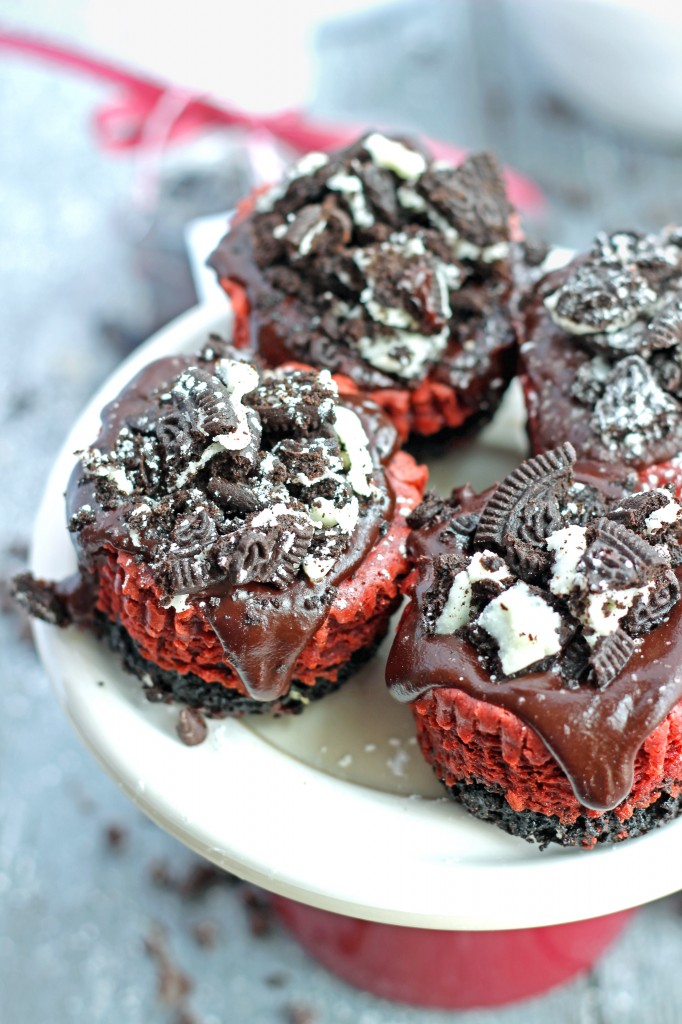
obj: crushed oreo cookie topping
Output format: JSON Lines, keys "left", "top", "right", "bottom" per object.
{"left": 209, "top": 131, "right": 516, "bottom": 388}
{"left": 418, "top": 445, "right": 682, "bottom": 688}
{"left": 542, "top": 227, "right": 682, "bottom": 462}
{"left": 71, "top": 353, "right": 379, "bottom": 600}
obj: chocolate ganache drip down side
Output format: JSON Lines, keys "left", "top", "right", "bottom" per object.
{"left": 53, "top": 340, "right": 398, "bottom": 702}
{"left": 387, "top": 444, "right": 682, "bottom": 811}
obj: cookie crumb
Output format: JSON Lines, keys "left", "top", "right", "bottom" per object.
{"left": 176, "top": 708, "right": 208, "bottom": 746}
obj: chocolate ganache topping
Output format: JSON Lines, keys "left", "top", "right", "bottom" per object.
{"left": 61, "top": 340, "right": 397, "bottom": 700}
{"left": 209, "top": 132, "right": 517, "bottom": 400}
{"left": 522, "top": 228, "right": 682, "bottom": 466}
{"left": 386, "top": 444, "right": 682, "bottom": 811}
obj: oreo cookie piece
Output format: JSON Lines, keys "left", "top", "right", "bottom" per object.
{"left": 216, "top": 511, "right": 315, "bottom": 590}
{"left": 246, "top": 370, "right": 337, "bottom": 435}
{"left": 416, "top": 152, "right": 511, "bottom": 250}
{"left": 580, "top": 518, "right": 669, "bottom": 592}
{"left": 11, "top": 574, "right": 71, "bottom": 628}
{"left": 588, "top": 630, "right": 636, "bottom": 689}
{"left": 475, "top": 442, "right": 575, "bottom": 556}
{"left": 545, "top": 262, "right": 656, "bottom": 337}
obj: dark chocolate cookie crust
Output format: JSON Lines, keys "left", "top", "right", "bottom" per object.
{"left": 444, "top": 776, "right": 682, "bottom": 850}
{"left": 102, "top": 615, "right": 383, "bottom": 717}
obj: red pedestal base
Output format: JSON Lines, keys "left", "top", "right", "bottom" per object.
{"left": 272, "top": 896, "right": 634, "bottom": 1009}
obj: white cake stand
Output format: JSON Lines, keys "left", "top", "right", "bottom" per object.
{"left": 31, "top": 302, "right": 682, "bottom": 932}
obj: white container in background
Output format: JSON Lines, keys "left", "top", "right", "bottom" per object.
{"left": 510, "top": 0, "right": 682, "bottom": 142}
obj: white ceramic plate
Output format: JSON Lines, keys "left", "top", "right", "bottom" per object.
{"left": 32, "top": 302, "right": 682, "bottom": 931}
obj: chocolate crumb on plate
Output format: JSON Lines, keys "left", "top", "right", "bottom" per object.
{"left": 104, "top": 823, "right": 128, "bottom": 851}
{"left": 144, "top": 923, "right": 194, "bottom": 1008}
{"left": 176, "top": 708, "right": 208, "bottom": 747}
{"left": 241, "top": 887, "right": 274, "bottom": 937}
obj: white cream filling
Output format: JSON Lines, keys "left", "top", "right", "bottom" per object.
{"left": 357, "top": 328, "right": 449, "bottom": 380}
{"left": 360, "top": 292, "right": 417, "bottom": 330}
{"left": 298, "top": 217, "right": 328, "bottom": 256}
{"left": 332, "top": 406, "right": 375, "bottom": 497}
{"left": 396, "top": 184, "right": 427, "bottom": 212}
{"left": 456, "top": 239, "right": 511, "bottom": 263}
{"left": 582, "top": 585, "right": 653, "bottom": 645}
{"left": 103, "top": 464, "right": 133, "bottom": 495}
{"left": 645, "top": 492, "right": 682, "bottom": 535}
{"left": 302, "top": 553, "right": 336, "bottom": 583}
{"left": 363, "top": 133, "right": 427, "bottom": 180}
{"left": 326, "top": 171, "right": 374, "bottom": 228}
{"left": 547, "top": 525, "right": 588, "bottom": 596}
{"left": 309, "top": 495, "right": 359, "bottom": 534}
{"left": 434, "top": 551, "right": 514, "bottom": 635}
{"left": 434, "top": 570, "right": 472, "bottom": 634}
{"left": 476, "top": 581, "right": 564, "bottom": 675}
{"left": 173, "top": 441, "right": 224, "bottom": 489}
{"left": 214, "top": 359, "right": 259, "bottom": 451}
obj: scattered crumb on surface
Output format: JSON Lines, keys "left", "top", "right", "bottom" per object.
{"left": 266, "top": 971, "right": 289, "bottom": 988}
{"left": 241, "top": 887, "right": 274, "bottom": 937}
{"left": 144, "top": 923, "right": 194, "bottom": 1009}
{"left": 104, "top": 823, "right": 128, "bottom": 852}
{"left": 149, "top": 858, "right": 238, "bottom": 899}
{"left": 176, "top": 708, "right": 208, "bottom": 747}
{"left": 283, "top": 1004, "right": 316, "bottom": 1024}
{"left": 191, "top": 920, "right": 219, "bottom": 949}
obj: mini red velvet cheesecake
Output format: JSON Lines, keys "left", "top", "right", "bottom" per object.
{"left": 15, "top": 339, "right": 426, "bottom": 727}
{"left": 520, "top": 228, "right": 682, "bottom": 498}
{"left": 208, "top": 131, "right": 520, "bottom": 443}
{"left": 387, "top": 444, "right": 682, "bottom": 848}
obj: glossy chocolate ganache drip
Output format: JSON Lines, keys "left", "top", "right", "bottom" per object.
{"left": 387, "top": 445, "right": 682, "bottom": 811}
{"left": 47, "top": 340, "right": 397, "bottom": 701}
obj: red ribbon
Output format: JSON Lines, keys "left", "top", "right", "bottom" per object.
{"left": 0, "top": 29, "right": 542, "bottom": 209}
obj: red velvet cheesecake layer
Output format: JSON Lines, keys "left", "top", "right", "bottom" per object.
{"left": 96, "top": 451, "right": 426, "bottom": 698}
{"left": 412, "top": 686, "right": 682, "bottom": 848}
